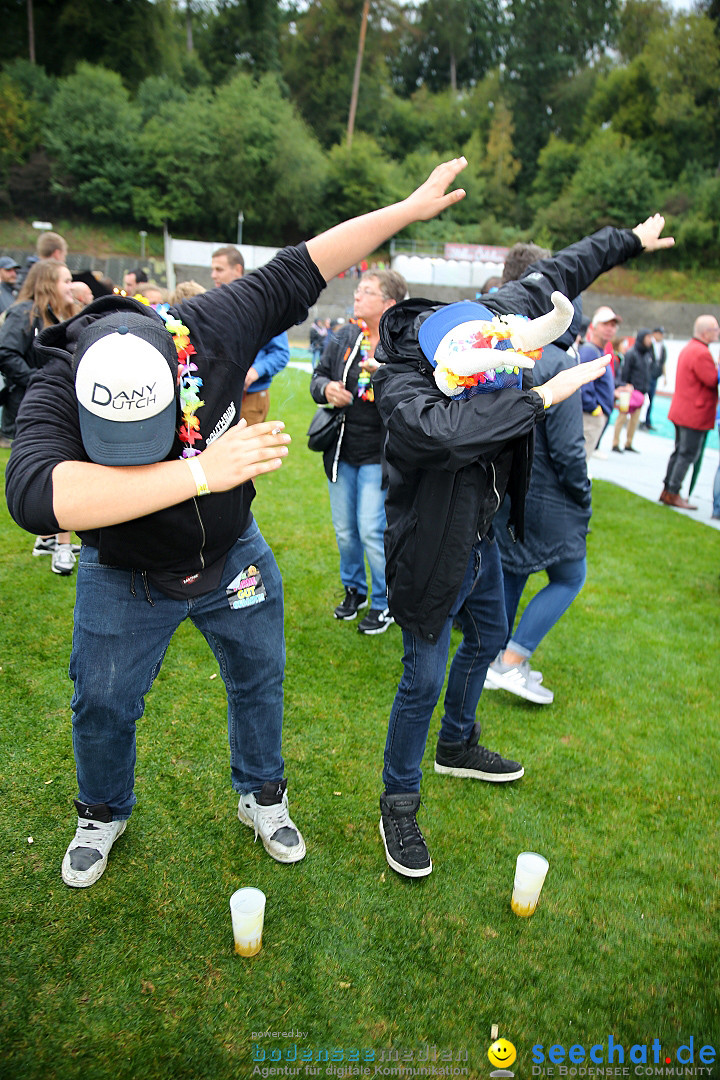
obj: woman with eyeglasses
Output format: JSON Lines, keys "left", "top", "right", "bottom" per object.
{"left": 310, "top": 269, "right": 408, "bottom": 634}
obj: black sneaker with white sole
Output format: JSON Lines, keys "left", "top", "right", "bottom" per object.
{"left": 358, "top": 607, "right": 394, "bottom": 635}
{"left": 334, "top": 587, "right": 368, "bottom": 620}
{"left": 379, "top": 791, "right": 432, "bottom": 878}
{"left": 434, "top": 721, "right": 524, "bottom": 782}
{"left": 61, "top": 800, "right": 128, "bottom": 888}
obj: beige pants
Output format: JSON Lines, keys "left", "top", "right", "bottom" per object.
{"left": 241, "top": 389, "right": 269, "bottom": 426}
{"left": 613, "top": 407, "right": 641, "bottom": 449}
{"left": 583, "top": 411, "right": 606, "bottom": 460}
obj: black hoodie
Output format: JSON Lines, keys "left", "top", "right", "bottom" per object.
{"left": 5, "top": 244, "right": 325, "bottom": 588}
{"left": 372, "top": 225, "right": 643, "bottom": 641}
{"left": 619, "top": 328, "right": 653, "bottom": 394}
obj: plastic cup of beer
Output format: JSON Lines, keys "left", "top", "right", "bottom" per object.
{"left": 511, "top": 852, "right": 549, "bottom": 917}
{"left": 230, "top": 887, "right": 266, "bottom": 956}
{"left": 618, "top": 390, "right": 631, "bottom": 412}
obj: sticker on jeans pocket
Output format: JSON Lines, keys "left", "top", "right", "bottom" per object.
{"left": 226, "top": 564, "right": 267, "bottom": 610}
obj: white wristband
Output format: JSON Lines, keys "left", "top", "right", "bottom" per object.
{"left": 186, "top": 456, "right": 211, "bottom": 496}
{"left": 539, "top": 388, "right": 552, "bottom": 409}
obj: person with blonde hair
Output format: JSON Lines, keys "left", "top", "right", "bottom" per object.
{"left": 171, "top": 280, "right": 206, "bottom": 305}
{"left": 0, "top": 259, "right": 79, "bottom": 572}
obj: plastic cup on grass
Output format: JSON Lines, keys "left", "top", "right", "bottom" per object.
{"left": 511, "top": 852, "right": 549, "bottom": 917}
{"left": 230, "top": 887, "right": 266, "bottom": 956}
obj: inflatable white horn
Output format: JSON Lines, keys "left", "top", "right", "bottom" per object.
{"left": 510, "top": 291, "right": 575, "bottom": 353}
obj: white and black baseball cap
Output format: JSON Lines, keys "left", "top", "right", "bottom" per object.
{"left": 72, "top": 312, "right": 179, "bottom": 465}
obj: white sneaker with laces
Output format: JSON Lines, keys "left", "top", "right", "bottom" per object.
{"left": 238, "top": 779, "right": 306, "bottom": 863}
{"left": 484, "top": 652, "right": 543, "bottom": 690}
{"left": 484, "top": 657, "right": 554, "bottom": 704}
{"left": 61, "top": 801, "right": 127, "bottom": 888}
{"left": 52, "top": 544, "right": 76, "bottom": 575}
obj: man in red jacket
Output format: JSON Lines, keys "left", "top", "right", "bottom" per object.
{"left": 660, "top": 314, "right": 720, "bottom": 510}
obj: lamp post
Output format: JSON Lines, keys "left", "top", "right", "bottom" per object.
{"left": 139, "top": 230, "right": 147, "bottom": 261}
{"left": 237, "top": 211, "right": 244, "bottom": 246}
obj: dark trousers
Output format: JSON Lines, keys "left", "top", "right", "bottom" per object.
{"left": 645, "top": 377, "right": 658, "bottom": 426}
{"left": 663, "top": 425, "right": 706, "bottom": 494}
{"left": 0, "top": 383, "right": 24, "bottom": 439}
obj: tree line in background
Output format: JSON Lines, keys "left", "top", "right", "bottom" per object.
{"left": 2, "top": 0, "right": 720, "bottom": 266}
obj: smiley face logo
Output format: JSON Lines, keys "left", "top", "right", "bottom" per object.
{"left": 488, "top": 1039, "right": 517, "bottom": 1069}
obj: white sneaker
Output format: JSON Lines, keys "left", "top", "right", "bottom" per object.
{"left": 51, "top": 544, "right": 76, "bottom": 575}
{"left": 484, "top": 657, "right": 554, "bottom": 704}
{"left": 238, "top": 780, "right": 306, "bottom": 863}
{"left": 32, "top": 535, "right": 57, "bottom": 556}
{"left": 484, "top": 653, "right": 543, "bottom": 690}
{"left": 61, "top": 801, "right": 127, "bottom": 888}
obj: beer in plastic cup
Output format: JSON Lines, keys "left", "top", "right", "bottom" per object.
{"left": 230, "top": 887, "right": 266, "bottom": 956}
{"left": 618, "top": 390, "right": 631, "bottom": 412}
{"left": 511, "top": 852, "right": 549, "bottom": 917}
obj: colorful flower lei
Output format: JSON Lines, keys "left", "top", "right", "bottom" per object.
{"left": 158, "top": 309, "right": 205, "bottom": 458}
{"left": 353, "top": 318, "right": 375, "bottom": 403}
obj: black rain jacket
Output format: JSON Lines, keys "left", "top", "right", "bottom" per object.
{"left": 372, "top": 225, "right": 643, "bottom": 641}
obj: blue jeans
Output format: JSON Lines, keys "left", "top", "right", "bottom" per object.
{"left": 328, "top": 460, "right": 387, "bottom": 608}
{"left": 383, "top": 535, "right": 507, "bottom": 794}
{"left": 69, "top": 520, "right": 286, "bottom": 819}
{"left": 502, "top": 557, "right": 587, "bottom": 659}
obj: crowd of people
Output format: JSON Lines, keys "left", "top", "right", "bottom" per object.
{"left": 1, "top": 156, "right": 717, "bottom": 887}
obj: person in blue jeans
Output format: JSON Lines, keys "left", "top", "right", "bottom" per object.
{"left": 310, "top": 268, "right": 408, "bottom": 635}
{"left": 373, "top": 213, "right": 674, "bottom": 878}
{"left": 5, "top": 157, "right": 470, "bottom": 888}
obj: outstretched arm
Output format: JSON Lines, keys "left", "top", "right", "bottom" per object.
{"left": 306, "top": 157, "right": 467, "bottom": 282}
{"left": 52, "top": 420, "right": 292, "bottom": 531}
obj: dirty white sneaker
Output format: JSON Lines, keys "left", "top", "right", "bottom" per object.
{"left": 238, "top": 779, "right": 306, "bottom": 863}
{"left": 61, "top": 801, "right": 127, "bottom": 888}
{"left": 51, "top": 543, "right": 76, "bottom": 575}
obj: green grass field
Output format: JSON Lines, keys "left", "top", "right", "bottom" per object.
{"left": 1, "top": 366, "right": 718, "bottom": 1080}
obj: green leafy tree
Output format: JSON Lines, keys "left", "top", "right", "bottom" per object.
{"left": 392, "top": 0, "right": 504, "bottom": 94}
{"left": 135, "top": 75, "right": 191, "bottom": 126}
{"left": 0, "top": 64, "right": 53, "bottom": 180}
{"left": 43, "top": 64, "right": 142, "bottom": 219}
{"left": 529, "top": 135, "right": 582, "bottom": 213}
{"left": 319, "top": 134, "right": 404, "bottom": 232}
{"left": 533, "top": 128, "right": 659, "bottom": 248}
{"left": 133, "top": 89, "right": 219, "bottom": 233}
{"left": 481, "top": 99, "right": 521, "bottom": 218}
{"left": 502, "top": 0, "right": 620, "bottom": 186}
{"left": 209, "top": 72, "right": 327, "bottom": 242}
{"left": 195, "top": 0, "right": 282, "bottom": 84}
{"left": 584, "top": 13, "right": 720, "bottom": 180}
{"left": 617, "top": 0, "right": 672, "bottom": 62}
{"left": 279, "top": 0, "right": 396, "bottom": 148}
{"left": 4, "top": 0, "right": 185, "bottom": 87}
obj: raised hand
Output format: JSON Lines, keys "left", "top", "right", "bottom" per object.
{"left": 632, "top": 214, "right": 675, "bottom": 252}
{"left": 403, "top": 157, "right": 468, "bottom": 221}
